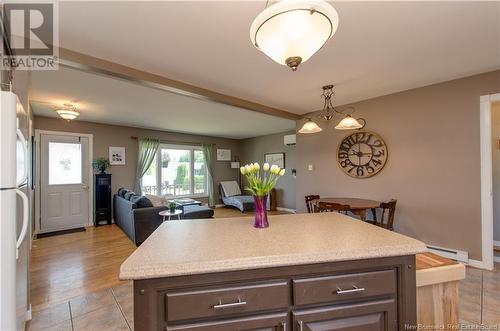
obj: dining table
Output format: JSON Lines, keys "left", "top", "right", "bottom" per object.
{"left": 312, "top": 197, "right": 381, "bottom": 221}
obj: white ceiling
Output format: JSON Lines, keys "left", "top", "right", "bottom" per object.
{"left": 30, "top": 67, "right": 296, "bottom": 139}
{"left": 53, "top": 1, "right": 500, "bottom": 114}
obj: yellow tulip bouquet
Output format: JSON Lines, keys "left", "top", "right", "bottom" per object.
{"left": 240, "top": 162, "right": 285, "bottom": 228}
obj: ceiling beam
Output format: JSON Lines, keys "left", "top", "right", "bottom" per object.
{"left": 57, "top": 48, "right": 301, "bottom": 121}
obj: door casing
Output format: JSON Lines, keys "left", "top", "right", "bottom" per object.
{"left": 34, "top": 130, "right": 93, "bottom": 234}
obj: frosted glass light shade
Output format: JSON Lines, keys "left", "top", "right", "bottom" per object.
{"left": 299, "top": 119, "right": 322, "bottom": 134}
{"left": 250, "top": 0, "right": 339, "bottom": 71}
{"left": 335, "top": 116, "right": 363, "bottom": 130}
{"left": 55, "top": 109, "right": 79, "bottom": 121}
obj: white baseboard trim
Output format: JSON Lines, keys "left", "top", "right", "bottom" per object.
{"left": 467, "top": 259, "right": 494, "bottom": 270}
{"left": 494, "top": 240, "right": 500, "bottom": 246}
{"left": 214, "top": 204, "right": 225, "bottom": 208}
{"left": 276, "top": 207, "right": 296, "bottom": 213}
{"left": 25, "top": 304, "right": 32, "bottom": 321}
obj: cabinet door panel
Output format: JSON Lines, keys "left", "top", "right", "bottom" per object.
{"left": 293, "top": 299, "right": 396, "bottom": 331}
{"left": 166, "top": 312, "right": 287, "bottom": 331}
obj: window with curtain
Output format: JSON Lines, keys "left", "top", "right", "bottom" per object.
{"left": 141, "top": 144, "right": 208, "bottom": 197}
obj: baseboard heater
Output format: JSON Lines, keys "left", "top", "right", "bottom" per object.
{"left": 427, "top": 245, "right": 469, "bottom": 263}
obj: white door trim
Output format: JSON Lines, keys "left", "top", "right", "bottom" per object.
{"left": 34, "top": 130, "right": 94, "bottom": 234}
{"left": 479, "top": 93, "right": 500, "bottom": 270}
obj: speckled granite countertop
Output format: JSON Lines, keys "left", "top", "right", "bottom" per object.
{"left": 120, "top": 213, "right": 427, "bottom": 280}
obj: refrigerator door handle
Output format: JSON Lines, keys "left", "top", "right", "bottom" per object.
{"left": 16, "top": 129, "right": 28, "bottom": 187}
{"left": 15, "top": 188, "right": 29, "bottom": 260}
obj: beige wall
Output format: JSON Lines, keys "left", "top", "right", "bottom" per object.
{"left": 296, "top": 70, "right": 500, "bottom": 260}
{"left": 241, "top": 131, "right": 296, "bottom": 210}
{"left": 34, "top": 117, "right": 242, "bottom": 205}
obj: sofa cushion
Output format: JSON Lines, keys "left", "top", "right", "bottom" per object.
{"left": 130, "top": 195, "right": 154, "bottom": 208}
{"left": 124, "top": 191, "right": 136, "bottom": 200}
{"left": 145, "top": 194, "right": 167, "bottom": 207}
{"left": 220, "top": 181, "right": 242, "bottom": 197}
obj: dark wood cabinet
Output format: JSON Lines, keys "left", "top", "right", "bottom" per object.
{"left": 94, "top": 173, "right": 111, "bottom": 226}
{"left": 134, "top": 255, "right": 416, "bottom": 331}
{"left": 167, "top": 313, "right": 288, "bottom": 331}
{"left": 292, "top": 299, "right": 396, "bottom": 331}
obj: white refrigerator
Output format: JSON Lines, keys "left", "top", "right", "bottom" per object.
{"left": 0, "top": 91, "right": 30, "bottom": 331}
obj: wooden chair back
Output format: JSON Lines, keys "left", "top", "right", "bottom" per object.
{"left": 317, "top": 201, "right": 351, "bottom": 215}
{"left": 305, "top": 195, "right": 320, "bottom": 213}
{"left": 379, "top": 199, "right": 397, "bottom": 230}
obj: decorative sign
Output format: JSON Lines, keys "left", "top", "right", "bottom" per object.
{"left": 109, "top": 146, "right": 126, "bottom": 165}
{"left": 265, "top": 152, "right": 285, "bottom": 169}
{"left": 216, "top": 149, "right": 231, "bottom": 161}
{"left": 337, "top": 131, "right": 387, "bottom": 178}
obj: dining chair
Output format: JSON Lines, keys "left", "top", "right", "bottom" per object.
{"left": 317, "top": 201, "right": 351, "bottom": 215}
{"left": 305, "top": 195, "right": 320, "bottom": 213}
{"left": 367, "top": 199, "right": 397, "bottom": 230}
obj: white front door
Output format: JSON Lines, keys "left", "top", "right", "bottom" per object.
{"left": 40, "top": 134, "right": 90, "bottom": 232}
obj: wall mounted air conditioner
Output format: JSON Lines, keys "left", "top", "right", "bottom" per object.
{"left": 284, "top": 134, "right": 296, "bottom": 146}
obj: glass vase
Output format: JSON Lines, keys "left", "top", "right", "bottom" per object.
{"left": 253, "top": 195, "right": 269, "bottom": 228}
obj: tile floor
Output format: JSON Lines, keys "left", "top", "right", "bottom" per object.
{"left": 28, "top": 264, "right": 500, "bottom": 330}
{"left": 28, "top": 282, "right": 133, "bottom": 331}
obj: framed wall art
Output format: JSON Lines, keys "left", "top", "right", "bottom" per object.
{"left": 109, "top": 146, "right": 126, "bottom": 165}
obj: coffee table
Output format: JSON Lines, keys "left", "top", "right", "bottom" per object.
{"left": 159, "top": 209, "right": 183, "bottom": 221}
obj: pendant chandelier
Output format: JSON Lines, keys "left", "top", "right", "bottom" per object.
{"left": 54, "top": 104, "right": 79, "bottom": 121}
{"left": 298, "top": 85, "right": 366, "bottom": 134}
{"left": 250, "top": 0, "right": 339, "bottom": 71}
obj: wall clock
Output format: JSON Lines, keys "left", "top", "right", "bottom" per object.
{"left": 337, "top": 131, "right": 387, "bottom": 178}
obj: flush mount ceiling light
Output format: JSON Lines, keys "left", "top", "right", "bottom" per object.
{"left": 54, "top": 104, "right": 79, "bottom": 121}
{"left": 250, "top": 0, "right": 339, "bottom": 71}
{"left": 298, "top": 85, "right": 366, "bottom": 134}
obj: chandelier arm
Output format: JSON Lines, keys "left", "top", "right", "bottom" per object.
{"left": 356, "top": 118, "right": 366, "bottom": 130}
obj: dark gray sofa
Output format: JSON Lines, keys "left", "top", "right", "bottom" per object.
{"left": 113, "top": 194, "right": 166, "bottom": 245}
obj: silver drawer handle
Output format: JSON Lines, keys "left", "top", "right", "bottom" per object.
{"left": 336, "top": 285, "right": 365, "bottom": 295}
{"left": 212, "top": 298, "right": 247, "bottom": 309}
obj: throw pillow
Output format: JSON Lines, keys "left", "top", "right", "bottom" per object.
{"left": 130, "top": 195, "right": 154, "bottom": 208}
{"left": 220, "top": 181, "right": 242, "bottom": 197}
{"left": 145, "top": 194, "right": 167, "bottom": 207}
{"left": 117, "top": 187, "right": 127, "bottom": 197}
{"left": 124, "top": 191, "right": 136, "bottom": 200}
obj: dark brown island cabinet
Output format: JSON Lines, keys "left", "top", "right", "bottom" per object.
{"left": 120, "top": 214, "right": 426, "bottom": 331}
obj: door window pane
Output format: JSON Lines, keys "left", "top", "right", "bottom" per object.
{"left": 160, "top": 149, "right": 191, "bottom": 197}
{"left": 49, "top": 142, "right": 82, "bottom": 185}
{"left": 194, "top": 150, "right": 206, "bottom": 194}
{"left": 142, "top": 154, "right": 158, "bottom": 195}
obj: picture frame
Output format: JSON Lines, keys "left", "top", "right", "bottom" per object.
{"left": 109, "top": 146, "right": 126, "bottom": 165}
{"left": 216, "top": 149, "right": 231, "bottom": 161}
{"left": 264, "top": 152, "right": 285, "bottom": 169}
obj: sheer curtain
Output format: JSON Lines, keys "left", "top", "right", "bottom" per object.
{"left": 201, "top": 144, "right": 215, "bottom": 207}
{"left": 134, "top": 137, "right": 160, "bottom": 194}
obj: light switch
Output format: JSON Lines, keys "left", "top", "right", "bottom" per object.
{"left": 308, "top": 164, "right": 313, "bottom": 171}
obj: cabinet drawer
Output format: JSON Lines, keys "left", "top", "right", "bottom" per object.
{"left": 166, "top": 281, "right": 290, "bottom": 322}
{"left": 293, "top": 270, "right": 396, "bottom": 306}
{"left": 293, "top": 298, "right": 396, "bottom": 331}
{"left": 166, "top": 312, "right": 288, "bottom": 331}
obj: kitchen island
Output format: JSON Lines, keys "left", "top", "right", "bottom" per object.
{"left": 120, "top": 213, "right": 427, "bottom": 330}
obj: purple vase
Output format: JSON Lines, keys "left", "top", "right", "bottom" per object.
{"left": 253, "top": 195, "right": 269, "bottom": 228}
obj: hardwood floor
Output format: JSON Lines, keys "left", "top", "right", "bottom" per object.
{"left": 212, "top": 206, "right": 292, "bottom": 218}
{"left": 30, "top": 225, "right": 136, "bottom": 312}
{"left": 28, "top": 213, "right": 499, "bottom": 330}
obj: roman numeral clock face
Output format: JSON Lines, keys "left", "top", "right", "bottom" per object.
{"left": 337, "top": 131, "right": 388, "bottom": 178}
